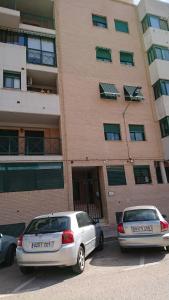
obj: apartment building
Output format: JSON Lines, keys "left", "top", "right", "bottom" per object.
{"left": 0, "top": 0, "right": 168, "bottom": 226}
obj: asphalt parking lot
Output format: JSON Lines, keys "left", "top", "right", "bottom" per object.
{"left": 1, "top": 239, "right": 169, "bottom": 300}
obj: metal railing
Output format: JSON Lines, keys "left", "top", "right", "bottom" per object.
{"left": 0, "top": 0, "right": 16, "bottom": 9}
{"left": 27, "top": 49, "right": 56, "bottom": 67}
{"left": 0, "top": 136, "right": 61, "bottom": 156}
{"left": 21, "top": 12, "right": 55, "bottom": 29}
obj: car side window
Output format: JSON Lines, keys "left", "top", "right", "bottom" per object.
{"left": 76, "top": 213, "right": 94, "bottom": 228}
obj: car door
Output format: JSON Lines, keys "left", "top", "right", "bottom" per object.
{"left": 77, "top": 213, "right": 96, "bottom": 256}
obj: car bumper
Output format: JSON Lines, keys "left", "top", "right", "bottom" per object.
{"left": 118, "top": 233, "right": 169, "bottom": 248}
{"left": 16, "top": 244, "right": 77, "bottom": 267}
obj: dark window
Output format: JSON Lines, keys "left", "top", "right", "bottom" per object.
{"left": 96, "top": 47, "right": 112, "bottom": 62}
{"left": 120, "top": 52, "right": 134, "bottom": 66}
{"left": 154, "top": 161, "right": 163, "bottom": 184}
{"left": 0, "top": 162, "right": 64, "bottom": 193}
{"left": 123, "top": 209, "right": 158, "bottom": 222}
{"left": 3, "top": 72, "right": 21, "bottom": 89}
{"left": 107, "top": 166, "right": 126, "bottom": 186}
{"left": 129, "top": 125, "right": 145, "bottom": 141}
{"left": 142, "top": 14, "right": 168, "bottom": 33}
{"left": 165, "top": 162, "right": 169, "bottom": 183}
{"left": 115, "top": 20, "right": 129, "bottom": 33}
{"left": 25, "top": 131, "right": 44, "bottom": 155}
{"left": 0, "top": 130, "right": 18, "bottom": 155}
{"left": 25, "top": 217, "right": 70, "bottom": 234}
{"left": 99, "top": 83, "right": 119, "bottom": 99}
{"left": 160, "top": 117, "right": 169, "bottom": 138}
{"left": 104, "top": 124, "right": 121, "bottom": 141}
{"left": 133, "top": 165, "right": 152, "bottom": 184}
{"left": 0, "top": 29, "right": 25, "bottom": 46}
{"left": 76, "top": 212, "right": 93, "bottom": 227}
{"left": 147, "top": 45, "right": 169, "bottom": 65}
{"left": 153, "top": 80, "right": 169, "bottom": 100}
{"left": 92, "top": 15, "right": 107, "bottom": 28}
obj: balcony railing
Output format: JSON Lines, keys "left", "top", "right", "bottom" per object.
{"left": 0, "top": 0, "right": 16, "bottom": 9}
{"left": 21, "top": 12, "right": 55, "bottom": 29}
{"left": 0, "top": 136, "right": 61, "bottom": 156}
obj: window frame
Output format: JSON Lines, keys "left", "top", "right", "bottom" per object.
{"left": 120, "top": 51, "right": 134, "bottom": 66}
{"left": 129, "top": 125, "right": 146, "bottom": 141}
{"left": 153, "top": 79, "right": 169, "bottom": 100}
{"left": 107, "top": 166, "right": 127, "bottom": 186}
{"left": 3, "top": 71, "right": 21, "bottom": 90}
{"left": 133, "top": 165, "right": 152, "bottom": 185}
{"left": 160, "top": 116, "right": 169, "bottom": 138}
{"left": 104, "top": 123, "right": 121, "bottom": 141}
{"left": 92, "top": 14, "right": 108, "bottom": 28}
{"left": 147, "top": 45, "right": 169, "bottom": 65}
{"left": 142, "top": 14, "right": 168, "bottom": 33}
{"left": 96, "top": 47, "right": 112, "bottom": 62}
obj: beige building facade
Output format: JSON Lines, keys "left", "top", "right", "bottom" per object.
{"left": 0, "top": 0, "right": 168, "bottom": 226}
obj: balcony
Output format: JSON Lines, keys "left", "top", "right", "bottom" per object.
{"left": 143, "top": 27, "right": 169, "bottom": 51}
{"left": 0, "top": 0, "right": 20, "bottom": 28}
{"left": 0, "top": 89, "right": 60, "bottom": 125}
{"left": 155, "top": 95, "right": 169, "bottom": 120}
{"left": 20, "top": 13, "right": 54, "bottom": 30}
{"left": 0, "top": 136, "right": 61, "bottom": 156}
{"left": 149, "top": 60, "right": 169, "bottom": 85}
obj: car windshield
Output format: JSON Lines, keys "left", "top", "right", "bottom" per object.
{"left": 24, "top": 216, "right": 70, "bottom": 234}
{"left": 123, "top": 209, "right": 159, "bottom": 222}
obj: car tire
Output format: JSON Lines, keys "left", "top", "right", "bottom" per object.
{"left": 4, "top": 245, "right": 16, "bottom": 267}
{"left": 72, "top": 246, "right": 85, "bottom": 275}
{"left": 19, "top": 266, "right": 34, "bottom": 275}
{"left": 97, "top": 233, "right": 104, "bottom": 251}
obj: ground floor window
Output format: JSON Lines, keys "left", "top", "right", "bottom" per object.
{"left": 107, "top": 166, "right": 127, "bottom": 186}
{"left": 133, "top": 165, "right": 152, "bottom": 184}
{"left": 0, "top": 162, "right": 64, "bottom": 193}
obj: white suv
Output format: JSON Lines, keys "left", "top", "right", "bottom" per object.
{"left": 16, "top": 211, "right": 104, "bottom": 274}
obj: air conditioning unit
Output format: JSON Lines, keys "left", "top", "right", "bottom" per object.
{"left": 27, "top": 77, "right": 33, "bottom": 86}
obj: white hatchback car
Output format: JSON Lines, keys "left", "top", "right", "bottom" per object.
{"left": 117, "top": 206, "right": 169, "bottom": 252}
{"left": 16, "top": 211, "right": 104, "bottom": 274}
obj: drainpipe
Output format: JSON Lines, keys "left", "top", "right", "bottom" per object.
{"left": 122, "top": 102, "right": 132, "bottom": 162}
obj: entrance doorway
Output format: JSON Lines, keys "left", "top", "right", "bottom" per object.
{"left": 72, "top": 167, "right": 103, "bottom": 220}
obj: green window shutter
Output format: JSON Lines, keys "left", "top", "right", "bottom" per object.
{"left": 160, "top": 19, "right": 168, "bottom": 31}
{"left": 96, "top": 47, "right": 111, "bottom": 61}
{"left": 104, "top": 124, "right": 120, "bottom": 133}
{"left": 115, "top": 20, "right": 129, "bottom": 33}
{"left": 99, "top": 83, "right": 119, "bottom": 99}
{"left": 129, "top": 125, "right": 144, "bottom": 133}
{"left": 147, "top": 46, "right": 156, "bottom": 64}
{"left": 142, "top": 15, "right": 149, "bottom": 33}
{"left": 120, "top": 52, "right": 134, "bottom": 65}
{"left": 92, "top": 15, "right": 107, "bottom": 28}
{"left": 134, "top": 166, "right": 152, "bottom": 184}
{"left": 107, "top": 166, "right": 126, "bottom": 186}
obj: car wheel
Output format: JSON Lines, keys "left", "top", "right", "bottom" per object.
{"left": 97, "top": 233, "right": 104, "bottom": 251}
{"left": 4, "top": 245, "right": 16, "bottom": 267}
{"left": 72, "top": 246, "right": 85, "bottom": 274}
{"left": 19, "top": 266, "right": 34, "bottom": 275}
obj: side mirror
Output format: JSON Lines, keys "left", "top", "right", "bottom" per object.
{"left": 162, "top": 214, "right": 167, "bottom": 220}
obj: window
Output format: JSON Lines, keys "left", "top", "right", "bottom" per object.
{"left": 96, "top": 47, "right": 112, "bottom": 62}
{"left": 115, "top": 20, "right": 129, "bottom": 33}
{"left": 104, "top": 124, "right": 121, "bottom": 141}
{"left": 92, "top": 15, "right": 107, "bottom": 28}
{"left": 107, "top": 166, "right": 126, "bottom": 186}
{"left": 120, "top": 52, "right": 134, "bottom": 66}
{"left": 154, "top": 161, "right": 163, "bottom": 184}
{"left": 123, "top": 209, "right": 158, "bottom": 222}
{"left": 3, "top": 72, "right": 21, "bottom": 89}
{"left": 142, "top": 14, "right": 168, "bottom": 33}
{"left": 153, "top": 80, "right": 169, "bottom": 100}
{"left": 0, "top": 130, "right": 18, "bottom": 155}
{"left": 133, "top": 166, "right": 152, "bottom": 184}
{"left": 129, "top": 125, "right": 145, "bottom": 141}
{"left": 0, "top": 29, "right": 25, "bottom": 46}
{"left": 25, "top": 217, "right": 70, "bottom": 234}
{"left": 27, "top": 36, "right": 55, "bottom": 66}
{"left": 0, "top": 162, "right": 64, "bottom": 193}
{"left": 147, "top": 45, "right": 169, "bottom": 65}
{"left": 124, "top": 86, "right": 144, "bottom": 101}
{"left": 99, "top": 83, "right": 119, "bottom": 99}
{"left": 25, "top": 131, "right": 44, "bottom": 155}
{"left": 160, "top": 117, "right": 169, "bottom": 138}
{"left": 76, "top": 212, "right": 93, "bottom": 228}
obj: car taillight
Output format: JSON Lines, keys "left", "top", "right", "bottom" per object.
{"left": 17, "top": 234, "right": 23, "bottom": 247}
{"left": 62, "top": 230, "right": 74, "bottom": 244}
{"left": 160, "top": 221, "right": 169, "bottom": 232}
{"left": 117, "top": 223, "right": 125, "bottom": 234}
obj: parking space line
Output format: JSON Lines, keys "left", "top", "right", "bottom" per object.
{"left": 12, "top": 276, "right": 36, "bottom": 293}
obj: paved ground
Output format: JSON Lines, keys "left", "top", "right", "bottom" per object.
{"left": 0, "top": 239, "right": 169, "bottom": 300}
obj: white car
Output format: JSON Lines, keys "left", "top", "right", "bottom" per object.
{"left": 117, "top": 206, "right": 169, "bottom": 252}
{"left": 16, "top": 211, "right": 104, "bottom": 274}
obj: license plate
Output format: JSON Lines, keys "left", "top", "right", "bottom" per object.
{"left": 31, "top": 241, "right": 55, "bottom": 249}
{"left": 131, "top": 225, "right": 153, "bottom": 233}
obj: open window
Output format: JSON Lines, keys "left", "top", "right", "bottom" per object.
{"left": 99, "top": 83, "right": 120, "bottom": 99}
{"left": 124, "top": 85, "right": 144, "bottom": 101}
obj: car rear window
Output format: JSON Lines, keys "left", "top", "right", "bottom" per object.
{"left": 24, "top": 217, "right": 70, "bottom": 234}
{"left": 123, "top": 209, "right": 159, "bottom": 222}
